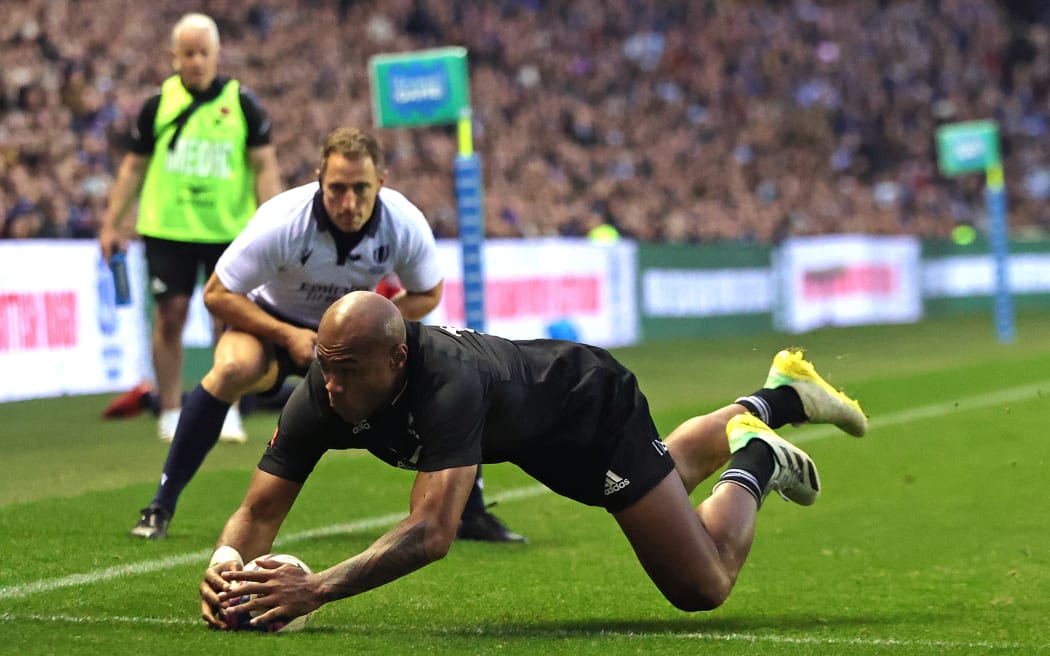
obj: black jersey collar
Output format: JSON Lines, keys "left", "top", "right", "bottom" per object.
{"left": 389, "top": 379, "right": 409, "bottom": 407}
{"left": 311, "top": 189, "right": 384, "bottom": 265}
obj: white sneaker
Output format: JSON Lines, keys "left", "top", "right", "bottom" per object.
{"left": 158, "top": 408, "right": 180, "bottom": 443}
{"left": 765, "top": 348, "right": 868, "bottom": 437}
{"left": 219, "top": 405, "right": 247, "bottom": 444}
{"left": 726, "top": 413, "right": 821, "bottom": 506}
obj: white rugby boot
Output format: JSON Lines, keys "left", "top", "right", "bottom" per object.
{"left": 726, "top": 413, "right": 821, "bottom": 506}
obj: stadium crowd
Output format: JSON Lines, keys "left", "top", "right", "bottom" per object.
{"left": 3, "top": 0, "right": 1050, "bottom": 243}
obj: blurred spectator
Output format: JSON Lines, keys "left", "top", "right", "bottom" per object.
{"left": 3, "top": 0, "right": 1050, "bottom": 243}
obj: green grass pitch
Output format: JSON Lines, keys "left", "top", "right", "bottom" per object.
{"left": 1, "top": 311, "right": 1048, "bottom": 655}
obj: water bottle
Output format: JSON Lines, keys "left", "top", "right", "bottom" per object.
{"left": 110, "top": 251, "right": 132, "bottom": 306}
{"left": 97, "top": 254, "right": 122, "bottom": 381}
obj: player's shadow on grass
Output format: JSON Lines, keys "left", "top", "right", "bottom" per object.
{"left": 439, "top": 613, "right": 908, "bottom": 638}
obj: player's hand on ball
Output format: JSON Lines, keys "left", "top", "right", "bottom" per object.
{"left": 218, "top": 556, "right": 322, "bottom": 630}
{"left": 200, "top": 559, "right": 242, "bottom": 630}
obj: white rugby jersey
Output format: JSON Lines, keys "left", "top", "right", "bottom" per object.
{"left": 215, "top": 182, "right": 443, "bottom": 327}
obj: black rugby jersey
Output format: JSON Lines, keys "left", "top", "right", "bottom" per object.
{"left": 259, "top": 322, "right": 647, "bottom": 483}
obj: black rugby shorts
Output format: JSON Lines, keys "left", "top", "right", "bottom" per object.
{"left": 511, "top": 363, "right": 676, "bottom": 514}
{"left": 143, "top": 236, "right": 229, "bottom": 298}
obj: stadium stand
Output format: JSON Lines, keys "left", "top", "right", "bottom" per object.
{"left": 2, "top": 0, "right": 1049, "bottom": 243}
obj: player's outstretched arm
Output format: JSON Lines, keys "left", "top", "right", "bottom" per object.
{"left": 200, "top": 469, "right": 302, "bottom": 628}
{"left": 217, "top": 468, "right": 302, "bottom": 558}
{"left": 316, "top": 465, "right": 477, "bottom": 599}
{"left": 219, "top": 464, "right": 477, "bottom": 623}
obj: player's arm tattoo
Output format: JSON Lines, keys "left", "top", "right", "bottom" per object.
{"left": 318, "top": 522, "right": 431, "bottom": 601}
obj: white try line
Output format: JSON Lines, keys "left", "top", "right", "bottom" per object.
{"left": 1, "top": 379, "right": 1046, "bottom": 603}
{"left": 790, "top": 379, "right": 1049, "bottom": 445}
{"left": 0, "top": 612, "right": 1040, "bottom": 652}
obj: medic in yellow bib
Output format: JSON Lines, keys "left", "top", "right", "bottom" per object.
{"left": 98, "top": 12, "right": 282, "bottom": 443}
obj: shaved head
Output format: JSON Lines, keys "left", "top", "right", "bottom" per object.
{"left": 315, "top": 292, "right": 408, "bottom": 423}
{"left": 317, "top": 291, "right": 404, "bottom": 355}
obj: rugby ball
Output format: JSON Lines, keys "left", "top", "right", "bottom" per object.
{"left": 227, "top": 553, "right": 315, "bottom": 633}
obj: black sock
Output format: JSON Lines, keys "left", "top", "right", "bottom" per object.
{"left": 716, "top": 439, "right": 775, "bottom": 505}
{"left": 735, "top": 387, "right": 806, "bottom": 428}
{"left": 152, "top": 385, "right": 230, "bottom": 513}
{"left": 461, "top": 466, "right": 487, "bottom": 519}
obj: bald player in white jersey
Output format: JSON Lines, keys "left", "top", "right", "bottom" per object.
{"left": 130, "top": 127, "right": 524, "bottom": 544}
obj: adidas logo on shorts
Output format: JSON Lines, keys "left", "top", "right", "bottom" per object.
{"left": 604, "top": 470, "right": 630, "bottom": 496}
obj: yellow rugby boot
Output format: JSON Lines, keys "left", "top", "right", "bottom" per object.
{"left": 765, "top": 348, "right": 867, "bottom": 437}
